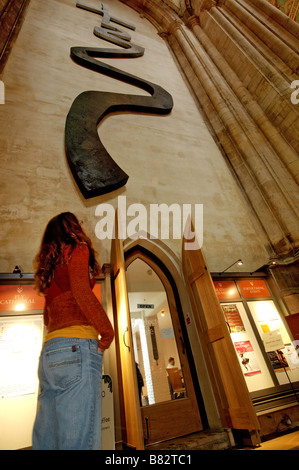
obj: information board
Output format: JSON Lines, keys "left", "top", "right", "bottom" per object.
{"left": 0, "top": 315, "right": 43, "bottom": 398}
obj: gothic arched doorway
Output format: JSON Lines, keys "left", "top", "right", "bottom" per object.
{"left": 111, "top": 225, "right": 206, "bottom": 448}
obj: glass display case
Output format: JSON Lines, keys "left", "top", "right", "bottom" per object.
{"left": 213, "top": 276, "right": 299, "bottom": 413}
{"left": 0, "top": 273, "right": 103, "bottom": 450}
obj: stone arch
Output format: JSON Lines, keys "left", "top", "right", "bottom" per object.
{"left": 123, "top": 234, "right": 222, "bottom": 429}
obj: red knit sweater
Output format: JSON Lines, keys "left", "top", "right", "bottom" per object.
{"left": 44, "top": 243, "right": 114, "bottom": 350}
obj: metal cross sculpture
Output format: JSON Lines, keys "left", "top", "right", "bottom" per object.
{"left": 65, "top": 2, "right": 174, "bottom": 199}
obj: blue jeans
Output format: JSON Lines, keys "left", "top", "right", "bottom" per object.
{"left": 32, "top": 337, "right": 103, "bottom": 450}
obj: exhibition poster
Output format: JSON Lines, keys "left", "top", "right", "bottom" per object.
{"left": 234, "top": 340, "right": 261, "bottom": 376}
{"left": 0, "top": 316, "right": 43, "bottom": 398}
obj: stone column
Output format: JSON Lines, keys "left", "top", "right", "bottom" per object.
{"left": 270, "top": 260, "right": 299, "bottom": 315}
{"left": 121, "top": 0, "right": 299, "bottom": 309}
{"left": 167, "top": 18, "right": 299, "bottom": 258}
{"left": 186, "top": 14, "right": 299, "bottom": 186}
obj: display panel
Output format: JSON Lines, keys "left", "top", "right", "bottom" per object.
{"left": 0, "top": 314, "right": 44, "bottom": 450}
{"left": 286, "top": 313, "right": 299, "bottom": 344}
{"left": 221, "top": 302, "right": 274, "bottom": 392}
{"left": 0, "top": 280, "right": 103, "bottom": 449}
{"left": 0, "top": 315, "right": 43, "bottom": 398}
{"left": 213, "top": 281, "right": 240, "bottom": 300}
{"left": 248, "top": 301, "right": 299, "bottom": 386}
{"left": 237, "top": 280, "right": 271, "bottom": 298}
{"left": 0, "top": 285, "right": 44, "bottom": 312}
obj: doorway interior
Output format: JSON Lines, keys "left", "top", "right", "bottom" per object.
{"left": 121, "top": 246, "right": 207, "bottom": 446}
{"left": 126, "top": 257, "right": 185, "bottom": 407}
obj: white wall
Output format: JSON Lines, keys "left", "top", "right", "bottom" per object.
{"left": 0, "top": 0, "right": 268, "bottom": 274}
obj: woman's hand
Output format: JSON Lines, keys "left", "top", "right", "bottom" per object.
{"left": 98, "top": 347, "right": 105, "bottom": 354}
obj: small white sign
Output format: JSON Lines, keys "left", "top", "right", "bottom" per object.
{"left": 263, "top": 329, "right": 284, "bottom": 352}
{"left": 0, "top": 80, "right": 4, "bottom": 104}
{"left": 101, "top": 375, "right": 115, "bottom": 450}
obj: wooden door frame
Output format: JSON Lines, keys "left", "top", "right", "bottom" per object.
{"left": 182, "top": 224, "right": 261, "bottom": 434}
{"left": 124, "top": 244, "right": 208, "bottom": 431}
{"left": 110, "top": 217, "right": 145, "bottom": 450}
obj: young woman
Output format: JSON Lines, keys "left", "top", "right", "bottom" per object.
{"left": 32, "top": 212, "right": 114, "bottom": 450}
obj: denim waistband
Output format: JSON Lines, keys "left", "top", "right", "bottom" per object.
{"left": 43, "top": 336, "right": 99, "bottom": 352}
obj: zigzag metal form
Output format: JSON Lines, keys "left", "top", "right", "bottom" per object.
{"left": 65, "top": 2, "right": 174, "bottom": 199}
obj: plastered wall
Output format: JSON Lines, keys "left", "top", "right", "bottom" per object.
{"left": 0, "top": 0, "right": 269, "bottom": 273}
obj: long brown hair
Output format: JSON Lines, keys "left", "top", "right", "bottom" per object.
{"left": 34, "top": 212, "right": 101, "bottom": 294}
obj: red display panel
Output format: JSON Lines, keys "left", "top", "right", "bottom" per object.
{"left": 237, "top": 280, "right": 271, "bottom": 298}
{"left": 213, "top": 280, "right": 240, "bottom": 300}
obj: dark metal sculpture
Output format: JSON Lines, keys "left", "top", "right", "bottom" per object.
{"left": 65, "top": 3, "right": 173, "bottom": 198}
